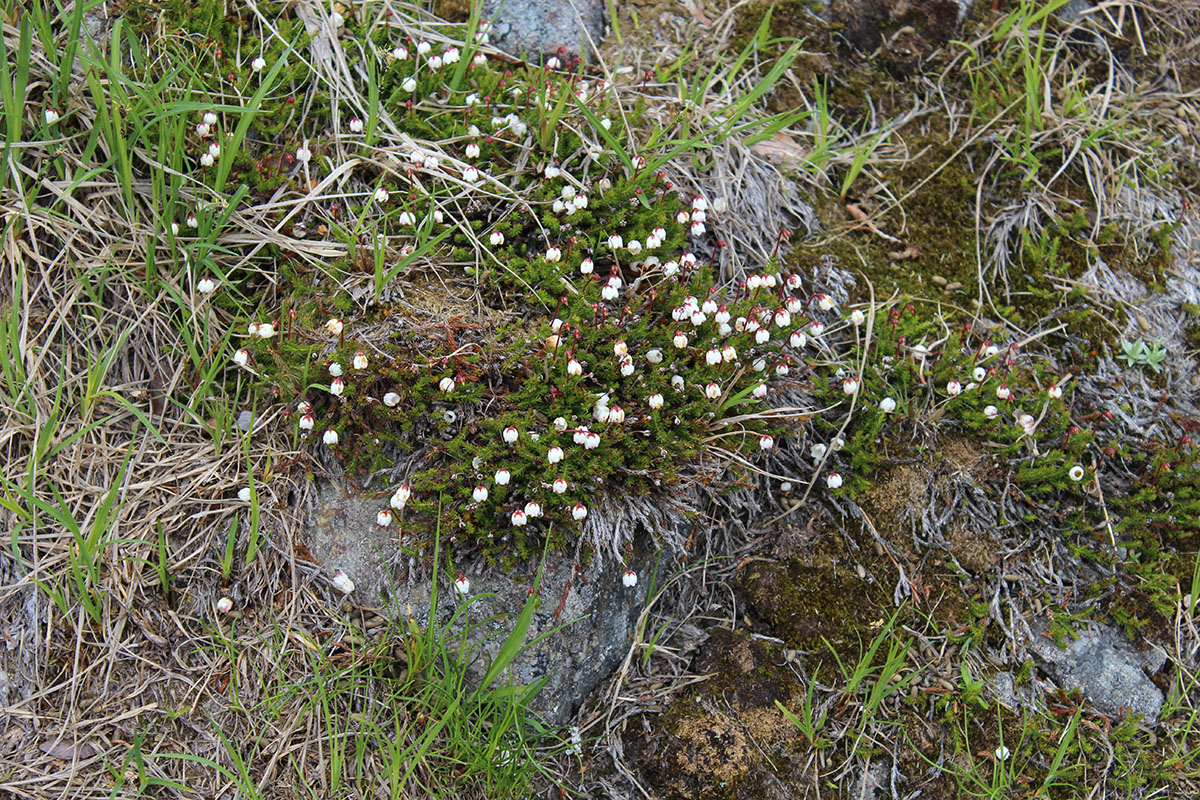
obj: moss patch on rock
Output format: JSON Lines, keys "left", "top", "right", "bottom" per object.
{"left": 625, "top": 628, "right": 811, "bottom": 800}
{"left": 742, "top": 560, "right": 883, "bottom": 653}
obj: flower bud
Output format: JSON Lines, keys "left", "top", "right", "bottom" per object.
{"left": 390, "top": 483, "right": 412, "bottom": 510}
{"left": 332, "top": 570, "right": 355, "bottom": 594}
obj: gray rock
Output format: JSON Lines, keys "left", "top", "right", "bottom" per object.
{"left": 0, "top": 549, "right": 40, "bottom": 716}
{"left": 847, "top": 760, "right": 890, "bottom": 800}
{"left": 482, "top": 0, "right": 606, "bottom": 61}
{"left": 990, "top": 671, "right": 1019, "bottom": 709}
{"left": 1027, "top": 620, "right": 1168, "bottom": 724}
{"left": 305, "top": 480, "right": 668, "bottom": 724}
{"left": 1054, "top": 0, "right": 1095, "bottom": 27}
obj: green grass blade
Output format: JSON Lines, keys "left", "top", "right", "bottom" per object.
{"left": 473, "top": 551, "right": 545, "bottom": 697}
{"left": 214, "top": 48, "right": 293, "bottom": 194}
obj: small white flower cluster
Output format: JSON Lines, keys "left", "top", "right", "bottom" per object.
{"left": 358, "top": 417, "right": 599, "bottom": 536}
{"left": 384, "top": 39, "right": 465, "bottom": 91}
{"left": 231, "top": 320, "right": 285, "bottom": 369}
{"left": 226, "top": 41, "right": 876, "bottom": 550}
{"left": 497, "top": 428, "right": 591, "bottom": 528}
{"left": 194, "top": 111, "right": 222, "bottom": 167}
{"left": 489, "top": 111, "right": 528, "bottom": 138}
{"left": 866, "top": 337, "right": 1073, "bottom": 443}
{"left": 807, "top": 437, "right": 848, "bottom": 489}
{"left": 550, "top": 183, "right": 589, "bottom": 216}
{"left": 840, "top": 327, "right": 1089, "bottom": 500}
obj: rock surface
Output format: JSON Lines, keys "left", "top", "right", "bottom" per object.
{"left": 305, "top": 480, "right": 665, "bottom": 724}
{"left": 1028, "top": 620, "right": 1168, "bottom": 724}
{"left": 482, "top": 0, "right": 606, "bottom": 61}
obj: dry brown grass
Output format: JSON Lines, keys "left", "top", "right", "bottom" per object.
{"left": 0, "top": 118, "right": 318, "bottom": 800}
{"left": 0, "top": 3, "right": 389, "bottom": 795}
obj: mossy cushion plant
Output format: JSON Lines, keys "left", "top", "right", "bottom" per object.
{"left": 170, "top": 0, "right": 1120, "bottom": 580}
{"left": 217, "top": 12, "right": 837, "bottom": 562}
{"left": 236, "top": 210, "right": 830, "bottom": 560}
{"left": 210, "top": 5, "right": 1106, "bottom": 565}
{"left": 807, "top": 303, "right": 1093, "bottom": 498}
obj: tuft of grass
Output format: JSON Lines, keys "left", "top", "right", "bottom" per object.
{"left": 201, "top": 528, "right": 569, "bottom": 799}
